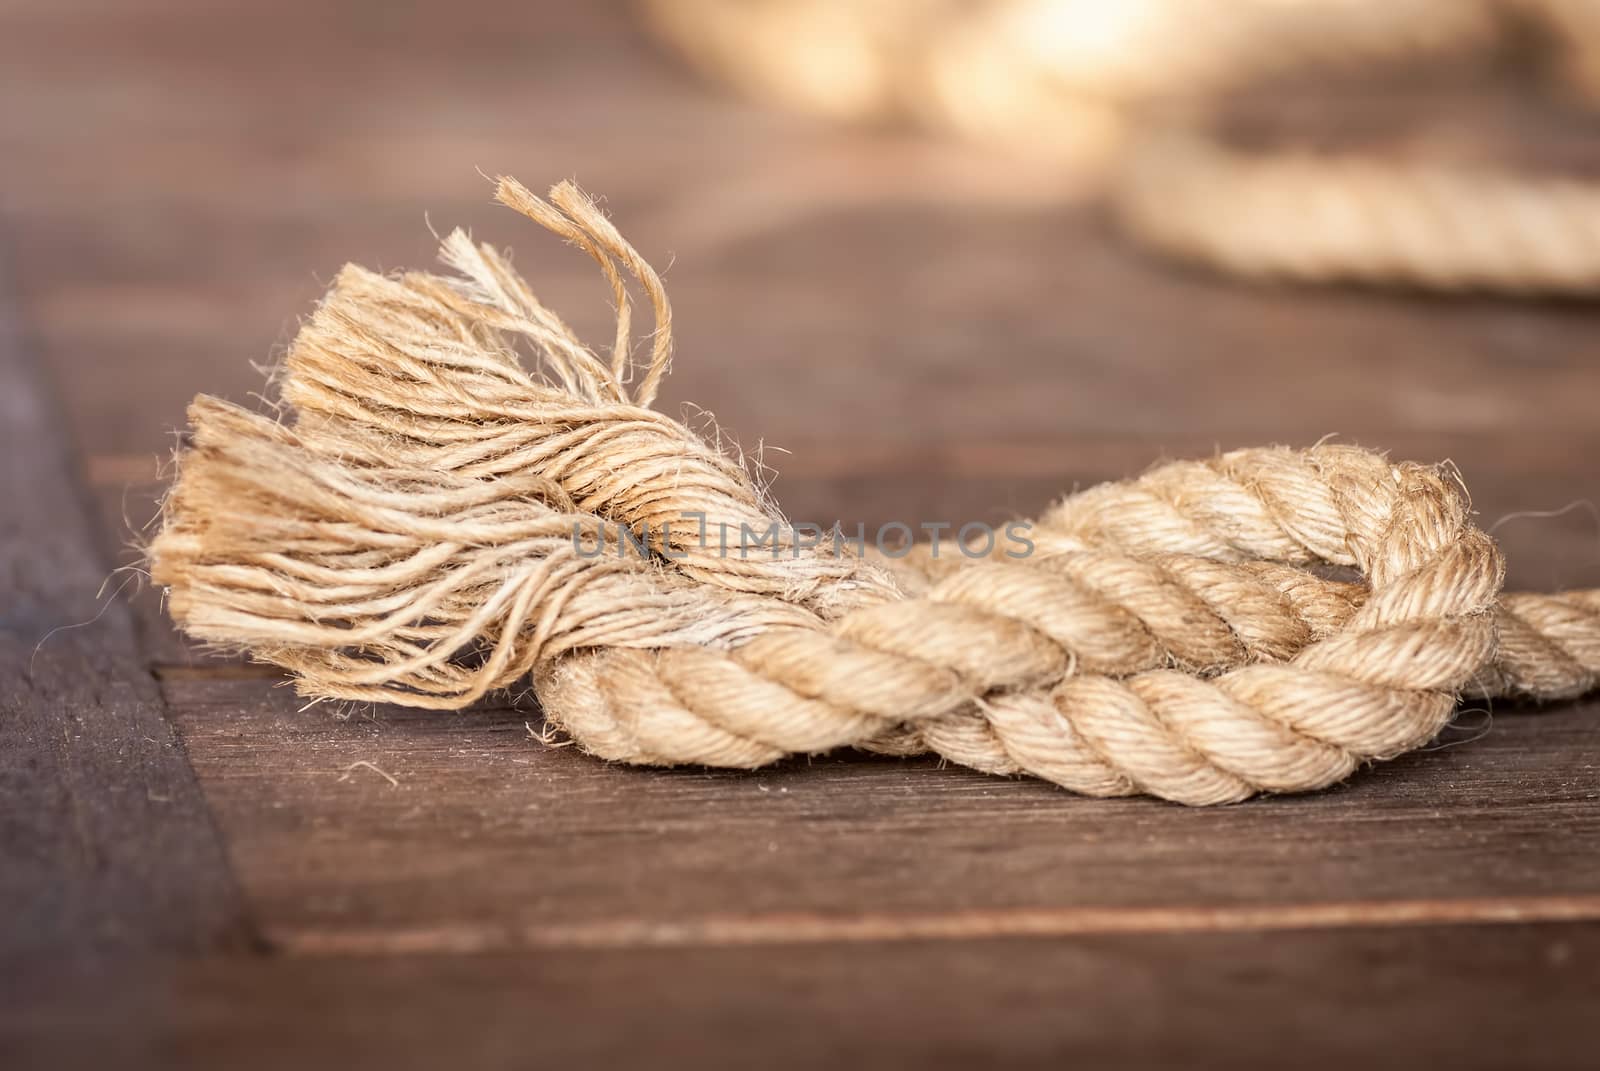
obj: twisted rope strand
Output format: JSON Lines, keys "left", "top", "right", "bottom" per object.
{"left": 150, "top": 182, "right": 1600, "bottom": 804}
{"left": 535, "top": 446, "right": 1511, "bottom": 805}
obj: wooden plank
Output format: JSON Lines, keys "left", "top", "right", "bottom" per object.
{"left": 21, "top": 190, "right": 1600, "bottom": 462}
{"left": 155, "top": 674, "right": 1600, "bottom": 949}
{"left": 0, "top": 259, "right": 249, "bottom": 959}
{"left": 6, "top": 923, "right": 1598, "bottom": 1070}
{"left": 3, "top": 6, "right": 1600, "bottom": 463}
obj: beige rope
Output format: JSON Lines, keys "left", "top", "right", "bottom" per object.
{"left": 643, "top": 0, "right": 1600, "bottom": 294}
{"left": 1115, "top": 129, "right": 1600, "bottom": 294}
{"left": 150, "top": 183, "right": 1600, "bottom": 804}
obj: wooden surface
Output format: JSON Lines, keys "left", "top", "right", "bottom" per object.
{"left": 0, "top": 259, "right": 249, "bottom": 965}
{"left": 3, "top": 1, "right": 1599, "bottom": 1067}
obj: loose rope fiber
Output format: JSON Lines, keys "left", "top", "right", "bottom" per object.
{"left": 150, "top": 182, "right": 1600, "bottom": 805}
{"left": 643, "top": 0, "right": 1600, "bottom": 294}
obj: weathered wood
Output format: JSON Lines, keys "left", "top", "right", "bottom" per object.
{"left": 0, "top": 260, "right": 249, "bottom": 960}
{"left": 6, "top": 924, "right": 1599, "bottom": 1071}
{"left": 154, "top": 674, "right": 1600, "bottom": 948}
{"left": 4, "top": 6, "right": 1600, "bottom": 463}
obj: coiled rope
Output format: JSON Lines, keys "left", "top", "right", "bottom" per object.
{"left": 150, "top": 182, "right": 1600, "bottom": 804}
{"left": 643, "top": 0, "right": 1600, "bottom": 294}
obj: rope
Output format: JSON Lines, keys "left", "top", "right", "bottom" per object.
{"left": 643, "top": 0, "right": 1600, "bottom": 294}
{"left": 150, "top": 183, "right": 1600, "bottom": 804}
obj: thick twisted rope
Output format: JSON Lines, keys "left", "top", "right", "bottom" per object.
{"left": 1116, "top": 129, "right": 1600, "bottom": 294}
{"left": 643, "top": 0, "right": 1600, "bottom": 294}
{"left": 150, "top": 182, "right": 1600, "bottom": 804}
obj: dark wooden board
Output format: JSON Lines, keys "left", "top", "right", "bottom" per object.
{"left": 4, "top": 2, "right": 1600, "bottom": 464}
{"left": 7, "top": 924, "right": 1599, "bottom": 1071}
{"left": 0, "top": 260, "right": 249, "bottom": 961}
{"left": 153, "top": 675, "right": 1600, "bottom": 948}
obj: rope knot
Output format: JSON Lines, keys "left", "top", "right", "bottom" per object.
{"left": 150, "top": 180, "right": 1594, "bottom": 804}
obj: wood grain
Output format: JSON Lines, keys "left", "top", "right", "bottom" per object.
{"left": 7, "top": 925, "right": 1598, "bottom": 1071}
{"left": 4, "top": 3, "right": 1600, "bottom": 462}
{"left": 0, "top": 261, "right": 249, "bottom": 961}
{"left": 154, "top": 675, "right": 1600, "bottom": 949}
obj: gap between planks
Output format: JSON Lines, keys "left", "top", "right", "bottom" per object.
{"left": 272, "top": 895, "right": 1600, "bottom": 955}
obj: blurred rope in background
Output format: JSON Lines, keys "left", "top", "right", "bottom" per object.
{"left": 644, "top": 0, "right": 1600, "bottom": 294}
